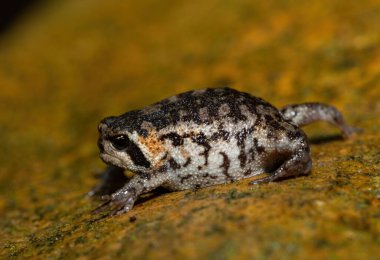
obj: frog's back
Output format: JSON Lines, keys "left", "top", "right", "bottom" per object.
{"left": 109, "top": 87, "right": 282, "bottom": 136}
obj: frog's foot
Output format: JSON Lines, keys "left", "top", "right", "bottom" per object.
{"left": 91, "top": 171, "right": 169, "bottom": 216}
{"left": 250, "top": 159, "right": 311, "bottom": 184}
{"left": 340, "top": 125, "right": 362, "bottom": 139}
{"left": 92, "top": 188, "right": 137, "bottom": 216}
{"left": 87, "top": 165, "right": 128, "bottom": 197}
{"left": 250, "top": 143, "right": 311, "bottom": 184}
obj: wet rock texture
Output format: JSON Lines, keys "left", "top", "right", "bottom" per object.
{"left": 1, "top": 0, "right": 379, "bottom": 258}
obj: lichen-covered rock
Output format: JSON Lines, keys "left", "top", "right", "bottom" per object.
{"left": 1, "top": 0, "right": 379, "bottom": 258}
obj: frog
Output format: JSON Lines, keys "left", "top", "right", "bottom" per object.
{"left": 90, "top": 87, "right": 358, "bottom": 216}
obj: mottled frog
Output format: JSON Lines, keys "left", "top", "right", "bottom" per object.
{"left": 91, "top": 87, "right": 357, "bottom": 216}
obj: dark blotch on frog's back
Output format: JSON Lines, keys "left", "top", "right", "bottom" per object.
{"left": 102, "top": 87, "right": 280, "bottom": 137}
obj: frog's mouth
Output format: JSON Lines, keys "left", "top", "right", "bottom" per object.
{"left": 98, "top": 136, "right": 126, "bottom": 168}
{"left": 99, "top": 152, "right": 127, "bottom": 169}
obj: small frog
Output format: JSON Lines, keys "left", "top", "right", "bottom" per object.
{"left": 90, "top": 87, "right": 357, "bottom": 216}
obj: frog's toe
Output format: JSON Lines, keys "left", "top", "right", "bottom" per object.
{"left": 109, "top": 197, "right": 135, "bottom": 216}
{"left": 91, "top": 198, "right": 112, "bottom": 214}
{"left": 91, "top": 191, "right": 136, "bottom": 216}
{"left": 250, "top": 175, "right": 276, "bottom": 184}
{"left": 341, "top": 125, "right": 362, "bottom": 139}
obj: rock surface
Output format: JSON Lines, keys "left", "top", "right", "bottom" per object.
{"left": 1, "top": 0, "right": 379, "bottom": 258}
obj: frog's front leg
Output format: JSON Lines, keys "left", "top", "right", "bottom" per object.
{"left": 94, "top": 172, "right": 168, "bottom": 216}
{"left": 280, "top": 103, "right": 360, "bottom": 138}
{"left": 87, "top": 165, "right": 129, "bottom": 197}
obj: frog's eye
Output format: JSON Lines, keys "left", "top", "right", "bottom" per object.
{"left": 110, "top": 135, "right": 130, "bottom": 150}
{"left": 109, "top": 134, "right": 151, "bottom": 168}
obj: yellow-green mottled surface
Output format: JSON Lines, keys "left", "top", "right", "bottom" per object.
{"left": 1, "top": 0, "right": 380, "bottom": 259}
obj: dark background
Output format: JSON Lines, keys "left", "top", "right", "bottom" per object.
{"left": 0, "top": 0, "right": 40, "bottom": 33}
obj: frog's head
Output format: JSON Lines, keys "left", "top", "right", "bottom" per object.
{"left": 97, "top": 116, "right": 153, "bottom": 173}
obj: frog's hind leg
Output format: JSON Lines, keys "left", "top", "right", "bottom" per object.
{"left": 250, "top": 139, "right": 312, "bottom": 184}
{"left": 280, "top": 103, "right": 360, "bottom": 138}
